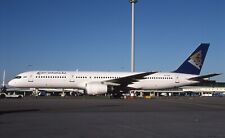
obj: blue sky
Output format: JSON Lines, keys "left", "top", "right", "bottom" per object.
{"left": 0, "top": 0, "right": 225, "bottom": 82}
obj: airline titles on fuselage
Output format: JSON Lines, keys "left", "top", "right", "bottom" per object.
{"left": 37, "top": 71, "right": 67, "bottom": 75}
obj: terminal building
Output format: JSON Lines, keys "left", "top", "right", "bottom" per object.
{"left": 135, "top": 82, "right": 225, "bottom": 97}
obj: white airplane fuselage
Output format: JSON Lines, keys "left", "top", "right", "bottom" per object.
{"left": 8, "top": 71, "right": 198, "bottom": 95}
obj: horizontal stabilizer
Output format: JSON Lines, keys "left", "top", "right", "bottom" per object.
{"left": 188, "top": 73, "right": 221, "bottom": 81}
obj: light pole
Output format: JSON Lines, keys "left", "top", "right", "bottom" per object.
{"left": 130, "top": 0, "right": 137, "bottom": 72}
{"left": 2, "top": 70, "right": 5, "bottom": 87}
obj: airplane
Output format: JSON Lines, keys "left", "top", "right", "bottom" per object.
{"left": 8, "top": 43, "right": 220, "bottom": 96}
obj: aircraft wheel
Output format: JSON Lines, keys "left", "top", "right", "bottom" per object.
{"left": 0, "top": 94, "right": 6, "bottom": 99}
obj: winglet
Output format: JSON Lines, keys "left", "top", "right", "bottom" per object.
{"left": 174, "top": 43, "right": 210, "bottom": 75}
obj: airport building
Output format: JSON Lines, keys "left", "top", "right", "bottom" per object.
{"left": 135, "top": 82, "right": 225, "bottom": 97}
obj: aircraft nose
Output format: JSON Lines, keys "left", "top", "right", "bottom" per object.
{"left": 8, "top": 80, "right": 16, "bottom": 87}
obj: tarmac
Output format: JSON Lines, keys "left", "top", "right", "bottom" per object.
{"left": 1, "top": 96, "right": 225, "bottom": 138}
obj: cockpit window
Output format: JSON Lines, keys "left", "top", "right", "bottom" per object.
{"left": 15, "top": 76, "right": 22, "bottom": 79}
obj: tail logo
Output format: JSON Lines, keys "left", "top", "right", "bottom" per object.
{"left": 188, "top": 50, "right": 202, "bottom": 69}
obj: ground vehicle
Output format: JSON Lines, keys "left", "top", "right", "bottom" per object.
{"left": 0, "top": 92, "right": 24, "bottom": 98}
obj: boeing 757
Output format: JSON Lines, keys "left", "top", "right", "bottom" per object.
{"left": 8, "top": 43, "right": 220, "bottom": 95}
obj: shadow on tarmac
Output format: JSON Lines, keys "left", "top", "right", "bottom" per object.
{"left": 0, "top": 109, "right": 40, "bottom": 115}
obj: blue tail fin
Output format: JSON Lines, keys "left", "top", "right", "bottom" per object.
{"left": 174, "top": 43, "right": 210, "bottom": 75}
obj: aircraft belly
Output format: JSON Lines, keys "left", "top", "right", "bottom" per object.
{"left": 130, "top": 80, "right": 180, "bottom": 90}
{"left": 31, "top": 80, "right": 76, "bottom": 88}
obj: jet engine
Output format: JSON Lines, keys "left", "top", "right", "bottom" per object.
{"left": 85, "top": 82, "right": 108, "bottom": 95}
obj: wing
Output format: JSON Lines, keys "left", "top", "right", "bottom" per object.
{"left": 188, "top": 73, "right": 221, "bottom": 81}
{"left": 104, "top": 72, "right": 157, "bottom": 87}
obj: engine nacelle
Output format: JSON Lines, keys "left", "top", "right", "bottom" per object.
{"left": 85, "top": 82, "right": 108, "bottom": 95}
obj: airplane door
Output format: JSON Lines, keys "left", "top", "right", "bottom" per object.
{"left": 28, "top": 74, "right": 33, "bottom": 82}
{"left": 70, "top": 74, "right": 75, "bottom": 82}
{"left": 175, "top": 76, "right": 180, "bottom": 83}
